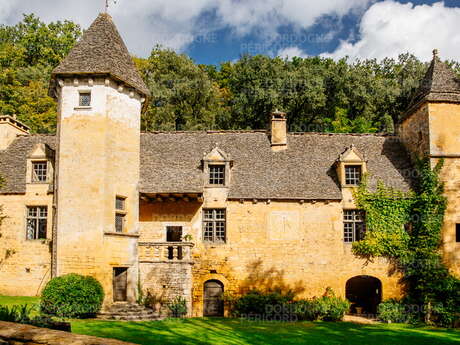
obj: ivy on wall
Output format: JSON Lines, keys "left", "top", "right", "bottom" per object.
{"left": 353, "top": 159, "right": 460, "bottom": 326}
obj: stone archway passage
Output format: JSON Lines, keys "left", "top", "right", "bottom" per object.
{"left": 346, "top": 275, "right": 382, "bottom": 315}
{"left": 204, "top": 280, "right": 224, "bottom": 316}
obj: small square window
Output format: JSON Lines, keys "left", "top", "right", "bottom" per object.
{"left": 209, "top": 165, "right": 225, "bottom": 185}
{"left": 345, "top": 165, "right": 362, "bottom": 186}
{"left": 32, "top": 161, "right": 48, "bottom": 182}
{"left": 79, "top": 92, "right": 91, "bottom": 107}
{"left": 456, "top": 224, "right": 460, "bottom": 243}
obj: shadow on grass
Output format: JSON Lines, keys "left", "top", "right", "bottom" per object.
{"left": 71, "top": 318, "right": 460, "bottom": 345}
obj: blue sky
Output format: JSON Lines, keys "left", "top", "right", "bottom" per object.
{"left": 1, "top": 0, "right": 460, "bottom": 64}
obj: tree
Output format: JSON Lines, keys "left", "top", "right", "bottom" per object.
{"left": 136, "top": 46, "right": 226, "bottom": 131}
{"left": 0, "top": 14, "right": 81, "bottom": 133}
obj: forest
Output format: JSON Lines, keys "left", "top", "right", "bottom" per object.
{"left": 1, "top": 14, "right": 459, "bottom": 134}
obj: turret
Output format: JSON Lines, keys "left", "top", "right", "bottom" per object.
{"left": 399, "top": 49, "right": 460, "bottom": 277}
{"left": 49, "top": 13, "right": 149, "bottom": 305}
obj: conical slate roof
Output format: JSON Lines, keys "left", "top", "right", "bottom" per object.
{"left": 51, "top": 13, "right": 150, "bottom": 97}
{"left": 409, "top": 50, "right": 460, "bottom": 109}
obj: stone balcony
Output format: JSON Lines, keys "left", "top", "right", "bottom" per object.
{"left": 138, "top": 242, "right": 194, "bottom": 264}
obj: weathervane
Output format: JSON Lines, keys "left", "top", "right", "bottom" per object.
{"left": 105, "top": 0, "right": 117, "bottom": 13}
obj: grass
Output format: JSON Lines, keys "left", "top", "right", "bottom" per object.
{"left": 71, "top": 318, "right": 460, "bottom": 345}
{"left": 0, "top": 296, "right": 458, "bottom": 344}
{"left": 0, "top": 295, "right": 40, "bottom": 308}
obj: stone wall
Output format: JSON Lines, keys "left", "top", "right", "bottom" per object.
{"left": 0, "top": 186, "right": 53, "bottom": 296}
{"left": 0, "top": 321, "right": 135, "bottom": 345}
{"left": 139, "top": 198, "right": 402, "bottom": 317}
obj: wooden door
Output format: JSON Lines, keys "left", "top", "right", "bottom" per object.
{"left": 113, "top": 267, "right": 128, "bottom": 302}
{"left": 204, "top": 280, "right": 224, "bottom": 316}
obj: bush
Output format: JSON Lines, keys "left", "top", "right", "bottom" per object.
{"left": 0, "top": 304, "right": 71, "bottom": 331}
{"left": 230, "top": 290, "right": 294, "bottom": 320}
{"left": 377, "top": 299, "right": 418, "bottom": 324}
{"left": 168, "top": 296, "right": 187, "bottom": 318}
{"left": 228, "top": 288, "right": 348, "bottom": 322}
{"left": 293, "top": 289, "right": 350, "bottom": 321}
{"left": 41, "top": 273, "right": 104, "bottom": 318}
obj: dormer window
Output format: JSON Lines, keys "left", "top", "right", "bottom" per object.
{"left": 345, "top": 165, "right": 362, "bottom": 186}
{"left": 337, "top": 145, "right": 366, "bottom": 188}
{"left": 203, "top": 147, "right": 232, "bottom": 188}
{"left": 32, "top": 161, "right": 48, "bottom": 182}
{"left": 209, "top": 165, "right": 225, "bottom": 185}
{"left": 79, "top": 91, "right": 91, "bottom": 107}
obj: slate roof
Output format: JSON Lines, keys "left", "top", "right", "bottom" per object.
{"left": 140, "top": 131, "right": 413, "bottom": 200}
{"left": 0, "top": 135, "right": 56, "bottom": 194}
{"left": 51, "top": 13, "right": 150, "bottom": 97}
{"left": 406, "top": 50, "right": 460, "bottom": 116}
{"left": 1, "top": 132, "right": 413, "bottom": 199}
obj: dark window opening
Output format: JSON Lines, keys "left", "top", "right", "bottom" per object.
{"left": 344, "top": 210, "right": 365, "bottom": 243}
{"left": 26, "top": 206, "right": 47, "bottom": 240}
{"left": 456, "top": 224, "right": 460, "bottom": 242}
{"left": 209, "top": 165, "right": 225, "bottom": 185}
{"left": 203, "top": 209, "right": 226, "bottom": 243}
{"left": 167, "top": 226, "right": 183, "bottom": 260}
{"left": 345, "top": 165, "right": 362, "bottom": 186}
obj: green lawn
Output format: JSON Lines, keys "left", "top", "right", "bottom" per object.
{"left": 71, "top": 318, "right": 460, "bottom": 345}
{"left": 0, "top": 295, "right": 40, "bottom": 308}
{"left": 1, "top": 296, "right": 459, "bottom": 344}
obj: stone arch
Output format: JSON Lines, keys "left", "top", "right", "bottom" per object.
{"left": 345, "top": 275, "right": 382, "bottom": 315}
{"left": 203, "top": 279, "right": 224, "bottom": 316}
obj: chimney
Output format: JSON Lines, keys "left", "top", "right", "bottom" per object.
{"left": 269, "top": 110, "right": 287, "bottom": 151}
{"left": 0, "top": 115, "right": 30, "bottom": 150}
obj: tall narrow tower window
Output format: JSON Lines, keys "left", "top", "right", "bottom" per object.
{"left": 115, "top": 196, "right": 126, "bottom": 233}
{"left": 79, "top": 91, "right": 91, "bottom": 107}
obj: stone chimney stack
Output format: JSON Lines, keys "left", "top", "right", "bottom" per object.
{"left": 0, "top": 115, "right": 30, "bottom": 150}
{"left": 269, "top": 110, "right": 287, "bottom": 151}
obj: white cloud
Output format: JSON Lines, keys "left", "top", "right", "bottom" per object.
{"left": 277, "top": 46, "right": 309, "bottom": 59}
{"left": 325, "top": 1, "right": 460, "bottom": 61}
{"left": 0, "top": 0, "right": 373, "bottom": 57}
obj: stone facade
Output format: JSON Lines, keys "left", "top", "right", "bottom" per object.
{"left": 0, "top": 15, "right": 458, "bottom": 319}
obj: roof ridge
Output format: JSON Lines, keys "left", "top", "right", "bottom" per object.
{"left": 141, "top": 130, "right": 395, "bottom": 137}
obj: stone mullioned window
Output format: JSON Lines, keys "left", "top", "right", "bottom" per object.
{"left": 203, "top": 209, "right": 226, "bottom": 243}
{"left": 26, "top": 206, "right": 47, "bottom": 240}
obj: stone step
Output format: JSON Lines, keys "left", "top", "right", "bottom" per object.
{"left": 98, "top": 303, "right": 163, "bottom": 321}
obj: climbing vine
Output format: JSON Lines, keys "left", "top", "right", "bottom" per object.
{"left": 353, "top": 158, "right": 460, "bottom": 326}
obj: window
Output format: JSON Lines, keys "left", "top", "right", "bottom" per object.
{"left": 26, "top": 206, "right": 47, "bottom": 240}
{"left": 344, "top": 210, "right": 365, "bottom": 243}
{"left": 79, "top": 91, "right": 91, "bottom": 107}
{"left": 167, "top": 226, "right": 183, "bottom": 260}
{"left": 456, "top": 224, "right": 460, "bottom": 243}
{"left": 203, "top": 209, "right": 226, "bottom": 243}
{"left": 32, "top": 161, "right": 48, "bottom": 182}
{"left": 115, "top": 196, "right": 126, "bottom": 211}
{"left": 209, "top": 165, "right": 225, "bottom": 185}
{"left": 115, "top": 196, "right": 126, "bottom": 233}
{"left": 345, "top": 165, "right": 362, "bottom": 186}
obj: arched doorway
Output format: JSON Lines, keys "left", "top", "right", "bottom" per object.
{"left": 346, "top": 275, "right": 382, "bottom": 315}
{"left": 204, "top": 280, "right": 224, "bottom": 316}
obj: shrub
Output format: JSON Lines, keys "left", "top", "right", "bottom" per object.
{"left": 293, "top": 289, "right": 350, "bottom": 321}
{"left": 377, "top": 299, "right": 418, "bottom": 324}
{"left": 230, "top": 290, "right": 294, "bottom": 320}
{"left": 168, "top": 296, "right": 187, "bottom": 318}
{"left": 41, "top": 273, "right": 104, "bottom": 318}
{"left": 0, "top": 304, "right": 70, "bottom": 331}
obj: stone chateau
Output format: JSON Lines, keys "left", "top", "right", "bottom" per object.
{"left": 0, "top": 13, "right": 459, "bottom": 317}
